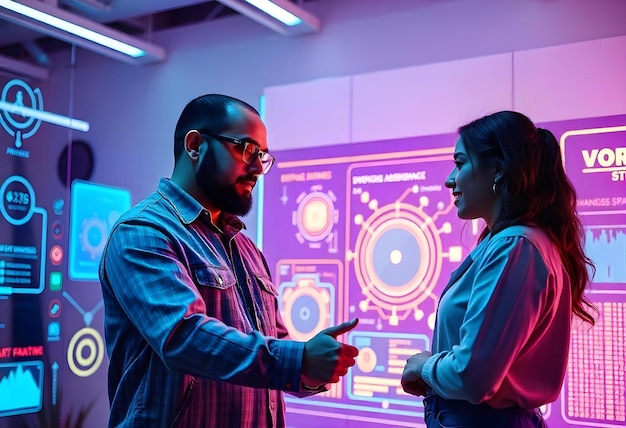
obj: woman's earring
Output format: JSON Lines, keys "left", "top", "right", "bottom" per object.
{"left": 492, "top": 182, "right": 498, "bottom": 195}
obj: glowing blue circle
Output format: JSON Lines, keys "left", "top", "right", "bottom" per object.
{"left": 0, "top": 79, "right": 40, "bottom": 132}
{"left": 87, "top": 226, "right": 103, "bottom": 247}
{"left": 372, "top": 227, "right": 421, "bottom": 287}
{"left": 290, "top": 295, "right": 321, "bottom": 335}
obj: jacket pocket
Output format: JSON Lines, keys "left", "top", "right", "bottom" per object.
{"left": 169, "top": 377, "right": 196, "bottom": 428}
{"left": 252, "top": 273, "right": 279, "bottom": 336}
{"left": 192, "top": 265, "right": 239, "bottom": 322}
{"left": 193, "top": 265, "right": 236, "bottom": 289}
{"left": 255, "top": 273, "right": 278, "bottom": 296}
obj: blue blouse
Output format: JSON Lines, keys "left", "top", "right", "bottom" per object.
{"left": 422, "top": 225, "right": 572, "bottom": 409}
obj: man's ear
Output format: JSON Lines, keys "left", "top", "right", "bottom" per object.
{"left": 184, "top": 130, "right": 202, "bottom": 160}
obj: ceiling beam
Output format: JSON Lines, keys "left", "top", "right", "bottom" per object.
{"left": 0, "top": 53, "right": 50, "bottom": 81}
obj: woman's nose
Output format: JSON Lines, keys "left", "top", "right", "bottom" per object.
{"left": 445, "top": 170, "right": 455, "bottom": 188}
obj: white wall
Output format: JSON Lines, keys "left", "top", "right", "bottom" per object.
{"left": 264, "top": 35, "right": 626, "bottom": 148}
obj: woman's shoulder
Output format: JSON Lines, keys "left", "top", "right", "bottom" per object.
{"left": 493, "top": 224, "right": 550, "bottom": 244}
{"left": 489, "top": 225, "right": 558, "bottom": 263}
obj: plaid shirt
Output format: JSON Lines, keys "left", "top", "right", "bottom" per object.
{"left": 99, "top": 178, "right": 313, "bottom": 427}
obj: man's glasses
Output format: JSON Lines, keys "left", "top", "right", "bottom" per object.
{"left": 198, "top": 130, "right": 275, "bottom": 174}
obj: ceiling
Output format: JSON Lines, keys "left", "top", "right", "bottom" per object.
{"left": 0, "top": 0, "right": 315, "bottom": 68}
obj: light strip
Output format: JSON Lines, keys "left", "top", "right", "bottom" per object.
{"left": 0, "top": 100, "right": 90, "bottom": 132}
{"left": 216, "top": 0, "right": 320, "bottom": 35}
{"left": 0, "top": 0, "right": 145, "bottom": 57}
{"left": 256, "top": 94, "right": 266, "bottom": 250}
{"left": 244, "top": 0, "right": 302, "bottom": 26}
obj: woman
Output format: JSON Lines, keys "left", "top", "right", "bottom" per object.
{"left": 401, "top": 111, "right": 595, "bottom": 427}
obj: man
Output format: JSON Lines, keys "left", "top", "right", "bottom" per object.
{"left": 99, "top": 94, "right": 359, "bottom": 427}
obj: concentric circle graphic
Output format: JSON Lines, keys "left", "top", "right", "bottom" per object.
{"left": 67, "top": 327, "right": 104, "bottom": 377}
{"left": 0, "top": 79, "right": 43, "bottom": 146}
{"left": 281, "top": 276, "right": 331, "bottom": 341}
{"left": 296, "top": 192, "right": 335, "bottom": 242}
{"left": 354, "top": 202, "right": 442, "bottom": 310}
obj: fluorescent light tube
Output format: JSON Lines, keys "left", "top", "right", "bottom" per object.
{"left": 0, "top": 100, "right": 90, "bottom": 132}
{"left": 0, "top": 0, "right": 145, "bottom": 57}
{"left": 244, "top": 0, "right": 302, "bottom": 26}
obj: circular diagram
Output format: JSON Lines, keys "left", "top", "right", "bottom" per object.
{"left": 295, "top": 191, "right": 336, "bottom": 243}
{"left": 67, "top": 327, "right": 104, "bottom": 377}
{"left": 280, "top": 275, "right": 332, "bottom": 341}
{"left": 354, "top": 201, "right": 442, "bottom": 311}
{"left": 0, "top": 79, "right": 43, "bottom": 147}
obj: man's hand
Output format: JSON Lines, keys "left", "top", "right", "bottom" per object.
{"left": 301, "top": 318, "right": 359, "bottom": 388}
{"left": 401, "top": 351, "right": 432, "bottom": 397}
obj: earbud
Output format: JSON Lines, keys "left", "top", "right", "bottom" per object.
{"left": 188, "top": 150, "right": 199, "bottom": 159}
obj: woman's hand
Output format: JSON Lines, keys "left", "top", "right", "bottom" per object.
{"left": 401, "top": 351, "right": 432, "bottom": 397}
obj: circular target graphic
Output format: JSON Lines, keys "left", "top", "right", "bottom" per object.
{"left": 354, "top": 202, "right": 442, "bottom": 310}
{"left": 67, "top": 327, "right": 104, "bottom": 377}
{"left": 371, "top": 226, "right": 422, "bottom": 287}
{"left": 295, "top": 192, "right": 335, "bottom": 242}
{"left": 289, "top": 294, "right": 321, "bottom": 334}
{"left": 0, "top": 79, "right": 43, "bottom": 145}
{"left": 281, "top": 280, "right": 330, "bottom": 341}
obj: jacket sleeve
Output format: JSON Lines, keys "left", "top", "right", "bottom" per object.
{"left": 102, "top": 221, "right": 304, "bottom": 392}
{"left": 422, "top": 235, "right": 551, "bottom": 403}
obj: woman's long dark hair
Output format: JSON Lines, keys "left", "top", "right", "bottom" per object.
{"left": 459, "top": 111, "right": 595, "bottom": 324}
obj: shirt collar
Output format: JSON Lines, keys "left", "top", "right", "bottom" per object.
{"left": 469, "top": 231, "right": 492, "bottom": 260}
{"left": 156, "top": 178, "right": 246, "bottom": 232}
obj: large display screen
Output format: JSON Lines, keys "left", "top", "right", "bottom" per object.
{"left": 0, "top": 77, "right": 129, "bottom": 427}
{"left": 262, "top": 115, "right": 626, "bottom": 427}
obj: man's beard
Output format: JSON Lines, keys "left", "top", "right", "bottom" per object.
{"left": 195, "top": 149, "right": 253, "bottom": 216}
